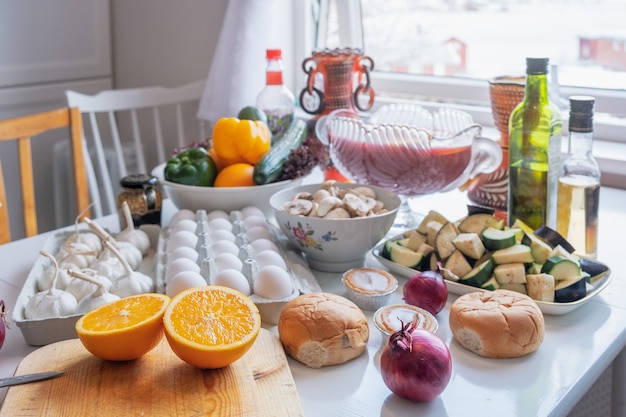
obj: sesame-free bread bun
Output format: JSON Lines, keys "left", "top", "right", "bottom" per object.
{"left": 449, "top": 289, "right": 545, "bottom": 359}
{"left": 278, "top": 292, "right": 369, "bottom": 368}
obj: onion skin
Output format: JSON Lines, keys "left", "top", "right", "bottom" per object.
{"left": 0, "top": 300, "right": 6, "bottom": 350}
{"left": 381, "top": 320, "right": 452, "bottom": 402}
{"left": 403, "top": 269, "right": 448, "bottom": 315}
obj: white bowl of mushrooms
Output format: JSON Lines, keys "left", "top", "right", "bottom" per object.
{"left": 270, "top": 181, "right": 400, "bottom": 272}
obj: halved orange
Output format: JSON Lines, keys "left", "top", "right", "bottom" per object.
{"left": 163, "top": 285, "right": 261, "bottom": 369}
{"left": 75, "top": 293, "right": 170, "bottom": 361}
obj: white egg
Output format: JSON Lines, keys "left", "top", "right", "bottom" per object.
{"left": 250, "top": 238, "right": 279, "bottom": 253}
{"left": 253, "top": 265, "right": 293, "bottom": 299}
{"left": 166, "top": 270, "right": 207, "bottom": 297}
{"left": 166, "top": 246, "right": 199, "bottom": 266}
{"left": 213, "top": 252, "right": 243, "bottom": 272}
{"left": 169, "top": 218, "right": 198, "bottom": 235}
{"left": 208, "top": 217, "right": 233, "bottom": 232}
{"left": 211, "top": 240, "right": 240, "bottom": 256}
{"left": 165, "top": 257, "right": 201, "bottom": 284}
{"left": 169, "top": 209, "right": 196, "bottom": 226}
{"left": 254, "top": 249, "right": 287, "bottom": 270}
{"left": 207, "top": 210, "right": 230, "bottom": 221}
{"left": 246, "top": 226, "right": 273, "bottom": 242}
{"left": 243, "top": 215, "right": 268, "bottom": 229}
{"left": 212, "top": 269, "right": 251, "bottom": 295}
{"left": 210, "top": 229, "right": 236, "bottom": 243}
{"left": 167, "top": 230, "right": 198, "bottom": 251}
{"left": 241, "top": 206, "right": 264, "bottom": 219}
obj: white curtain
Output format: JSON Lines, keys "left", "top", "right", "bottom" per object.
{"left": 197, "top": 0, "right": 279, "bottom": 123}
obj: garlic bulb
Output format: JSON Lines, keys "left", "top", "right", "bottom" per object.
{"left": 84, "top": 217, "right": 142, "bottom": 270}
{"left": 37, "top": 261, "right": 78, "bottom": 292}
{"left": 56, "top": 241, "right": 98, "bottom": 269}
{"left": 89, "top": 245, "right": 126, "bottom": 281}
{"left": 65, "top": 268, "right": 112, "bottom": 302}
{"left": 116, "top": 201, "right": 151, "bottom": 256}
{"left": 68, "top": 269, "right": 120, "bottom": 314}
{"left": 25, "top": 251, "right": 77, "bottom": 319}
{"left": 61, "top": 205, "right": 103, "bottom": 253}
{"left": 103, "top": 240, "right": 154, "bottom": 297}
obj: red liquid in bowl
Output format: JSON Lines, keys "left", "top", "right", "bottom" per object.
{"left": 330, "top": 138, "right": 472, "bottom": 196}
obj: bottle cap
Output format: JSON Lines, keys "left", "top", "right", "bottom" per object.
{"left": 569, "top": 95, "right": 595, "bottom": 132}
{"left": 120, "top": 174, "right": 160, "bottom": 189}
{"left": 266, "top": 49, "right": 282, "bottom": 59}
{"left": 526, "top": 58, "right": 549, "bottom": 75}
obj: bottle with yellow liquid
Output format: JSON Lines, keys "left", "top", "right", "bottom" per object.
{"left": 557, "top": 96, "right": 600, "bottom": 259}
{"left": 508, "top": 57, "right": 563, "bottom": 230}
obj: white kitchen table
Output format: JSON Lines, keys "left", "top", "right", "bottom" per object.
{"left": 1, "top": 185, "right": 625, "bottom": 417}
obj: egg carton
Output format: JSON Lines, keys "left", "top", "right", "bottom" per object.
{"left": 12, "top": 225, "right": 161, "bottom": 346}
{"left": 156, "top": 207, "right": 321, "bottom": 324}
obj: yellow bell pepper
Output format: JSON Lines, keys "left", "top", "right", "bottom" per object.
{"left": 212, "top": 117, "right": 271, "bottom": 166}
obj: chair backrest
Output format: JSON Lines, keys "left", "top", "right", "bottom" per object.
{"left": 0, "top": 107, "right": 91, "bottom": 244}
{"left": 66, "top": 79, "right": 208, "bottom": 218}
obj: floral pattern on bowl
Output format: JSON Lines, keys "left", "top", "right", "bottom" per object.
{"left": 285, "top": 221, "right": 338, "bottom": 251}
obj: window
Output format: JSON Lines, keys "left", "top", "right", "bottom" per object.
{"left": 292, "top": 0, "right": 626, "bottom": 188}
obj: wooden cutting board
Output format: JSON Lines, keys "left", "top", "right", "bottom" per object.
{"left": 0, "top": 329, "right": 304, "bottom": 416}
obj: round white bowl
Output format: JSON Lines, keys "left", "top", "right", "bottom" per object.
{"left": 270, "top": 182, "right": 400, "bottom": 272}
{"left": 151, "top": 163, "right": 302, "bottom": 216}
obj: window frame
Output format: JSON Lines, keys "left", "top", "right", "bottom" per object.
{"left": 290, "top": 0, "right": 626, "bottom": 188}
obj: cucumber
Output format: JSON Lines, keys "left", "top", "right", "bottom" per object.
{"left": 460, "top": 258, "right": 495, "bottom": 288}
{"left": 481, "top": 276, "right": 500, "bottom": 291}
{"left": 389, "top": 241, "right": 423, "bottom": 269}
{"left": 541, "top": 256, "right": 581, "bottom": 281}
{"left": 481, "top": 227, "right": 516, "bottom": 250}
{"left": 395, "top": 237, "right": 410, "bottom": 247}
{"left": 491, "top": 244, "right": 534, "bottom": 264}
{"left": 252, "top": 118, "right": 308, "bottom": 185}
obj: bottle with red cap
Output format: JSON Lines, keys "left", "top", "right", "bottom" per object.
{"left": 255, "top": 49, "right": 295, "bottom": 139}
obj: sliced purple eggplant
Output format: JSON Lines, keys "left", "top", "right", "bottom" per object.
{"left": 534, "top": 226, "right": 576, "bottom": 253}
{"left": 579, "top": 258, "right": 610, "bottom": 279}
{"left": 466, "top": 205, "right": 495, "bottom": 216}
{"left": 554, "top": 275, "right": 587, "bottom": 303}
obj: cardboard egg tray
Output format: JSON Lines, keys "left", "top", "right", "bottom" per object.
{"left": 156, "top": 209, "right": 321, "bottom": 325}
{"left": 12, "top": 226, "right": 161, "bottom": 346}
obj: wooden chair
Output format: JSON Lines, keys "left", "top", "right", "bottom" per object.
{"left": 66, "top": 79, "right": 208, "bottom": 218}
{"left": 0, "top": 107, "right": 91, "bottom": 244}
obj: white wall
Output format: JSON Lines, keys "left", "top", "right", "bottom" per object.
{"left": 111, "top": 0, "right": 228, "bottom": 89}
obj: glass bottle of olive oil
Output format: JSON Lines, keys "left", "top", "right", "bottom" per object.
{"left": 557, "top": 96, "right": 600, "bottom": 259}
{"left": 508, "top": 58, "right": 563, "bottom": 230}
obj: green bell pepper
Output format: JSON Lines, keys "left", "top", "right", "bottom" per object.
{"left": 164, "top": 147, "right": 217, "bottom": 186}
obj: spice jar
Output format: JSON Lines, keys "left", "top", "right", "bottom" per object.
{"left": 117, "top": 174, "right": 162, "bottom": 229}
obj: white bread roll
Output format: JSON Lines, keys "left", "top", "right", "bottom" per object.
{"left": 449, "top": 289, "right": 545, "bottom": 359}
{"left": 278, "top": 292, "right": 369, "bottom": 368}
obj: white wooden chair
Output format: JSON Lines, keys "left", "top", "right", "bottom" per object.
{"left": 66, "top": 79, "right": 209, "bottom": 218}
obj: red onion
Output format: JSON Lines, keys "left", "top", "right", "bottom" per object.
{"left": 0, "top": 300, "right": 6, "bottom": 350}
{"left": 403, "top": 269, "right": 448, "bottom": 315}
{"left": 380, "top": 318, "right": 452, "bottom": 402}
